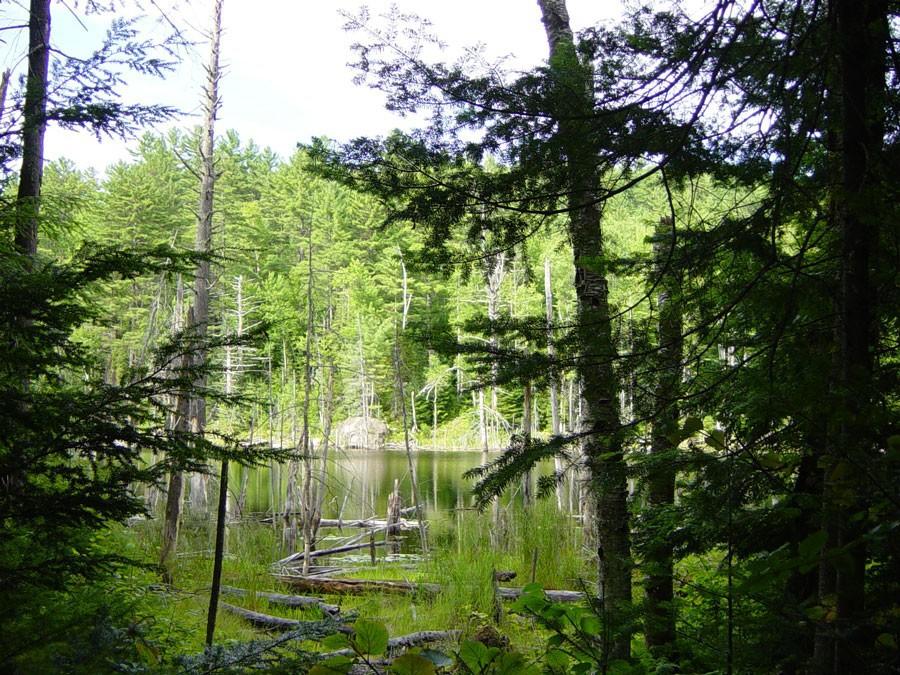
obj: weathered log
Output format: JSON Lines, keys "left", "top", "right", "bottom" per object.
{"left": 321, "top": 629, "right": 461, "bottom": 659}
{"left": 221, "top": 586, "right": 340, "bottom": 616}
{"left": 267, "top": 517, "right": 422, "bottom": 530}
{"left": 319, "top": 518, "right": 422, "bottom": 530}
{"left": 220, "top": 602, "right": 310, "bottom": 630}
{"left": 277, "top": 540, "right": 387, "bottom": 566}
{"left": 274, "top": 574, "right": 586, "bottom": 603}
{"left": 500, "top": 586, "right": 585, "bottom": 603}
{"left": 277, "top": 575, "right": 441, "bottom": 597}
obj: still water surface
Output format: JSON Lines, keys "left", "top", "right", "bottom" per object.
{"left": 236, "top": 450, "right": 570, "bottom": 519}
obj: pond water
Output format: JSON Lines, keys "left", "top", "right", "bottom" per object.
{"left": 235, "top": 449, "right": 573, "bottom": 520}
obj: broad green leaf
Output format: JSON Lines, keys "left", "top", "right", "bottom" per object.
{"left": 579, "top": 615, "right": 601, "bottom": 635}
{"left": 545, "top": 648, "right": 570, "bottom": 669}
{"left": 390, "top": 653, "right": 436, "bottom": 675}
{"left": 458, "top": 640, "right": 494, "bottom": 673}
{"left": 321, "top": 632, "right": 351, "bottom": 649}
{"left": 352, "top": 618, "right": 389, "bottom": 656}
{"left": 547, "top": 633, "right": 566, "bottom": 647}
{"left": 706, "top": 428, "right": 726, "bottom": 450}
{"left": 682, "top": 416, "right": 703, "bottom": 436}
{"left": 877, "top": 633, "right": 897, "bottom": 649}
{"left": 798, "top": 530, "right": 828, "bottom": 560}
{"left": 521, "top": 582, "right": 544, "bottom": 596}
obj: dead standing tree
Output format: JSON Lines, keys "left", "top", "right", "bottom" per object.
{"left": 161, "top": 0, "right": 223, "bottom": 582}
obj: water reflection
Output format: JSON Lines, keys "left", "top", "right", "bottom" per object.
{"left": 236, "top": 450, "right": 570, "bottom": 520}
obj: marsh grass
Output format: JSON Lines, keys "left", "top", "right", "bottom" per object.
{"left": 121, "top": 496, "right": 591, "bottom": 659}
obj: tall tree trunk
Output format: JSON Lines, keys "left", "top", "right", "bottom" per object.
{"left": 300, "top": 229, "right": 316, "bottom": 575}
{"left": 538, "top": 0, "right": 631, "bottom": 661}
{"left": 522, "top": 380, "right": 533, "bottom": 506}
{"left": 395, "top": 334, "right": 428, "bottom": 553}
{"left": 311, "top": 355, "right": 335, "bottom": 547}
{"left": 205, "top": 454, "right": 228, "bottom": 646}
{"left": 357, "top": 315, "right": 370, "bottom": 447}
{"left": 198, "top": 0, "right": 225, "bottom": 643}
{"left": 484, "top": 250, "right": 506, "bottom": 446}
{"left": 815, "top": 2, "right": 886, "bottom": 672}
{"left": 15, "top": 0, "right": 51, "bottom": 260}
{"left": 162, "top": 0, "right": 222, "bottom": 559}
{"left": 644, "top": 217, "right": 682, "bottom": 654}
{"left": 190, "top": 0, "right": 221, "bottom": 434}
{"left": 160, "top": 275, "right": 188, "bottom": 582}
{"left": 545, "top": 257, "right": 564, "bottom": 510}
{"left": 0, "top": 69, "right": 12, "bottom": 140}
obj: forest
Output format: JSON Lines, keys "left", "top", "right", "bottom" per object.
{"left": 1, "top": 0, "right": 898, "bottom": 673}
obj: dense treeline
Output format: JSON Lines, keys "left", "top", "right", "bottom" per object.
{"left": 41, "top": 132, "right": 668, "bottom": 450}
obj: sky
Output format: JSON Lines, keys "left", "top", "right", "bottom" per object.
{"left": 1, "top": 1, "right": 622, "bottom": 173}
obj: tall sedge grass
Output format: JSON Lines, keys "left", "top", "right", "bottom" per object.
{"left": 120, "top": 495, "right": 591, "bottom": 654}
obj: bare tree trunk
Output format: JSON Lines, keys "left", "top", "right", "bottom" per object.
{"left": 479, "top": 389, "right": 489, "bottom": 454}
{"left": 394, "top": 333, "right": 428, "bottom": 553}
{"left": 206, "top": 454, "right": 228, "bottom": 646}
{"left": 300, "top": 229, "right": 316, "bottom": 575}
{"left": 15, "top": 0, "right": 51, "bottom": 260}
{"left": 160, "top": 275, "right": 188, "bottom": 582}
{"left": 236, "top": 412, "right": 253, "bottom": 518}
{"left": 311, "top": 355, "right": 335, "bottom": 547}
{"left": 485, "top": 250, "right": 505, "bottom": 446}
{"left": 522, "top": 380, "right": 533, "bottom": 506}
{"left": 538, "top": 0, "right": 630, "bottom": 661}
{"left": 198, "top": 0, "right": 225, "bottom": 645}
{"left": 267, "top": 353, "right": 277, "bottom": 523}
{"left": 814, "top": 3, "right": 885, "bottom": 671}
{"left": 0, "top": 69, "right": 12, "bottom": 134}
{"left": 544, "top": 257, "right": 564, "bottom": 510}
{"left": 357, "top": 315, "right": 370, "bottom": 447}
{"left": 644, "top": 217, "right": 682, "bottom": 655}
{"left": 400, "top": 253, "right": 412, "bottom": 330}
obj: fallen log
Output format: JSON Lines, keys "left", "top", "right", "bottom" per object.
{"left": 276, "top": 575, "right": 441, "bottom": 597}
{"left": 321, "top": 629, "right": 461, "bottom": 659}
{"left": 274, "top": 575, "right": 586, "bottom": 603}
{"left": 500, "top": 587, "right": 586, "bottom": 603}
{"left": 220, "top": 602, "right": 309, "bottom": 630}
{"left": 317, "top": 518, "right": 423, "bottom": 530}
{"left": 221, "top": 586, "right": 340, "bottom": 617}
{"left": 277, "top": 539, "right": 387, "bottom": 566}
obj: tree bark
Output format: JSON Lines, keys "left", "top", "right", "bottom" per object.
{"left": 300, "top": 227, "right": 316, "bottom": 574}
{"left": 644, "top": 217, "right": 682, "bottom": 654}
{"left": 198, "top": 0, "right": 225, "bottom": 644}
{"left": 15, "top": 0, "right": 51, "bottom": 260}
{"left": 206, "top": 456, "right": 228, "bottom": 646}
{"left": 545, "top": 257, "right": 564, "bottom": 510}
{"left": 814, "top": 2, "right": 886, "bottom": 672}
{"left": 395, "top": 332, "right": 428, "bottom": 553}
{"left": 160, "top": 275, "right": 189, "bottom": 582}
{"left": 537, "top": 0, "right": 631, "bottom": 661}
